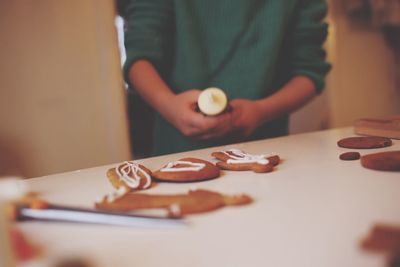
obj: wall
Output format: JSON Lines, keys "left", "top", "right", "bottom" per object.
{"left": 290, "top": 0, "right": 400, "bottom": 133}
{"left": 0, "top": 0, "right": 131, "bottom": 178}
{"left": 1, "top": 0, "right": 398, "bottom": 177}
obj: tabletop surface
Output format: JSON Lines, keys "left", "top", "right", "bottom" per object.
{"left": 19, "top": 127, "right": 400, "bottom": 267}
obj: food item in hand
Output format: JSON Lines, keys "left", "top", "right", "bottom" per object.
{"left": 197, "top": 87, "right": 228, "bottom": 116}
{"left": 361, "top": 151, "right": 400, "bottom": 171}
{"left": 96, "top": 189, "right": 252, "bottom": 216}
{"left": 339, "top": 151, "right": 361, "bottom": 161}
{"left": 212, "top": 148, "right": 280, "bottom": 173}
{"left": 337, "top": 136, "right": 392, "bottom": 149}
{"left": 152, "top": 158, "right": 220, "bottom": 182}
{"left": 107, "top": 161, "right": 152, "bottom": 191}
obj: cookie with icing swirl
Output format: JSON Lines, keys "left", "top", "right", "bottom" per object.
{"left": 152, "top": 157, "right": 220, "bottom": 182}
{"left": 212, "top": 149, "right": 280, "bottom": 173}
{"left": 107, "top": 161, "right": 153, "bottom": 191}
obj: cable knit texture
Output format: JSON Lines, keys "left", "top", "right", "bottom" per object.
{"left": 123, "top": 0, "right": 331, "bottom": 156}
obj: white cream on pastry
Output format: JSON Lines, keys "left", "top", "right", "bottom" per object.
{"left": 223, "top": 149, "right": 271, "bottom": 165}
{"left": 197, "top": 87, "right": 228, "bottom": 116}
{"left": 115, "top": 161, "right": 151, "bottom": 189}
{"left": 160, "top": 161, "right": 206, "bottom": 172}
{"left": 103, "top": 186, "right": 128, "bottom": 203}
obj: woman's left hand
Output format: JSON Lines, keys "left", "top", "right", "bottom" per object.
{"left": 229, "top": 99, "right": 264, "bottom": 139}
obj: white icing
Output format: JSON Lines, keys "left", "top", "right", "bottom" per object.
{"left": 95, "top": 196, "right": 104, "bottom": 204}
{"left": 227, "top": 158, "right": 269, "bottom": 164}
{"left": 115, "top": 161, "right": 151, "bottom": 189}
{"left": 103, "top": 186, "right": 128, "bottom": 203}
{"left": 168, "top": 203, "right": 182, "bottom": 217}
{"left": 223, "top": 149, "right": 270, "bottom": 165}
{"left": 160, "top": 161, "right": 206, "bottom": 172}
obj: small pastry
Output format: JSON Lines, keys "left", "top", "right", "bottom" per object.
{"left": 197, "top": 87, "right": 228, "bottom": 116}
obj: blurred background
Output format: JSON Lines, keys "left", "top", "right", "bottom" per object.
{"left": 0, "top": 0, "right": 399, "bottom": 178}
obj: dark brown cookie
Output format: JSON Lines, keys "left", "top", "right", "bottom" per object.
{"left": 152, "top": 157, "right": 220, "bottom": 182}
{"left": 337, "top": 136, "right": 392, "bottom": 149}
{"left": 361, "top": 224, "right": 400, "bottom": 252}
{"left": 339, "top": 152, "right": 361, "bottom": 161}
{"left": 361, "top": 151, "right": 400, "bottom": 171}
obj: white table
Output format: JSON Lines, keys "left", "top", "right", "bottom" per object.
{"left": 19, "top": 127, "right": 400, "bottom": 267}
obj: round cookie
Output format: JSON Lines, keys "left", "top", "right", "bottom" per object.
{"left": 361, "top": 151, "right": 400, "bottom": 171}
{"left": 339, "top": 152, "right": 361, "bottom": 161}
{"left": 107, "top": 161, "right": 152, "bottom": 191}
{"left": 212, "top": 149, "right": 280, "bottom": 173}
{"left": 152, "top": 157, "right": 220, "bottom": 182}
{"left": 337, "top": 136, "right": 392, "bottom": 149}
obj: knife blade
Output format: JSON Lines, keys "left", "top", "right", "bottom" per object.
{"left": 16, "top": 204, "right": 187, "bottom": 229}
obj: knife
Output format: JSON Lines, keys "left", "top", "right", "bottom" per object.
{"left": 15, "top": 204, "right": 187, "bottom": 229}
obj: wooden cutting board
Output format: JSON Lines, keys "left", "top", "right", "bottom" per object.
{"left": 354, "top": 115, "right": 400, "bottom": 139}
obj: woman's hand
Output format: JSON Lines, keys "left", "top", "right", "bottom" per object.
{"left": 230, "top": 99, "right": 264, "bottom": 139}
{"left": 164, "top": 89, "right": 234, "bottom": 140}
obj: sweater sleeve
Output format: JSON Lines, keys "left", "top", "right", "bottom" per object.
{"left": 122, "top": 0, "right": 174, "bottom": 86}
{"left": 283, "top": 0, "right": 332, "bottom": 93}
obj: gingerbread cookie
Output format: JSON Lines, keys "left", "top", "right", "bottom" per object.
{"left": 211, "top": 149, "right": 280, "bottom": 173}
{"left": 95, "top": 189, "right": 252, "bottom": 216}
{"left": 361, "top": 151, "right": 400, "bottom": 171}
{"left": 107, "top": 161, "right": 152, "bottom": 191}
{"left": 152, "top": 158, "right": 220, "bottom": 182}
{"left": 339, "top": 152, "right": 361, "bottom": 161}
{"left": 337, "top": 136, "right": 392, "bottom": 149}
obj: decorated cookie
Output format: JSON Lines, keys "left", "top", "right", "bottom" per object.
{"left": 361, "top": 151, "right": 400, "bottom": 171}
{"left": 95, "top": 189, "right": 252, "bottom": 216}
{"left": 152, "top": 157, "right": 220, "bottom": 182}
{"left": 107, "top": 161, "right": 152, "bottom": 191}
{"left": 337, "top": 136, "right": 392, "bottom": 149}
{"left": 212, "top": 149, "right": 280, "bottom": 173}
{"left": 339, "top": 151, "right": 361, "bottom": 161}
{"left": 197, "top": 87, "right": 228, "bottom": 116}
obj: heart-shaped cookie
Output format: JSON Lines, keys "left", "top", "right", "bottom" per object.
{"left": 152, "top": 157, "right": 220, "bottom": 182}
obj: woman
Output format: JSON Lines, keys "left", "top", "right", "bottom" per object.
{"left": 123, "top": 0, "right": 331, "bottom": 156}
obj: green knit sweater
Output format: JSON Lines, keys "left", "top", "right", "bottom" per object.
{"left": 123, "top": 0, "right": 331, "bottom": 156}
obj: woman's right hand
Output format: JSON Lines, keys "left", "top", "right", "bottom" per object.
{"left": 129, "top": 61, "right": 234, "bottom": 140}
{"left": 163, "top": 89, "right": 234, "bottom": 140}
